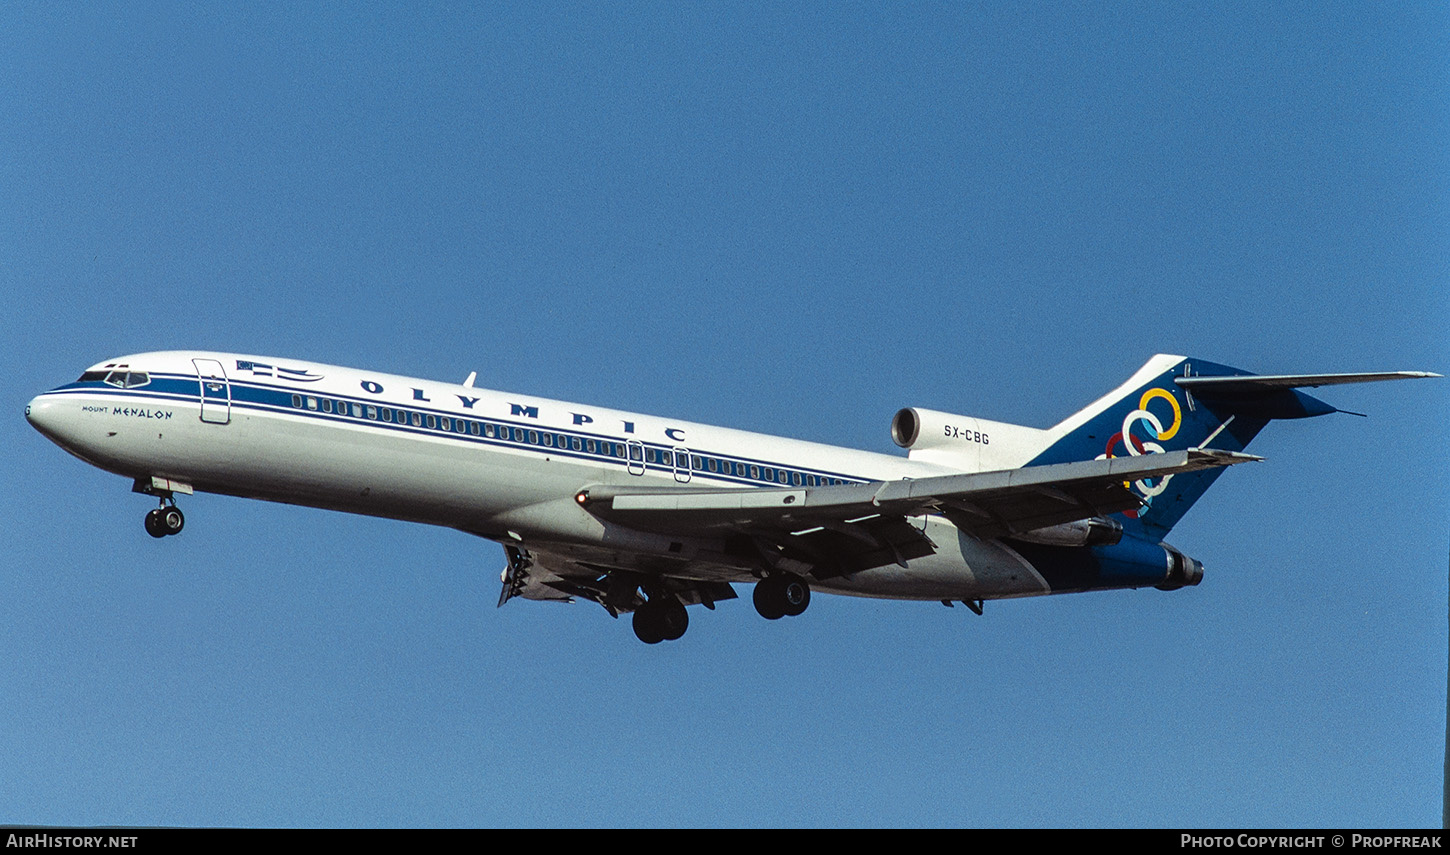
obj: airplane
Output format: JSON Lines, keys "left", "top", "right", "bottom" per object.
{"left": 25, "top": 351, "right": 1437, "bottom": 643}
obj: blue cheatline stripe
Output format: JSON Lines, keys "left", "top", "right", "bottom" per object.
{"left": 44, "top": 376, "right": 869, "bottom": 490}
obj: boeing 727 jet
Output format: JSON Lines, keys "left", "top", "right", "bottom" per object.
{"left": 25, "top": 352, "right": 1436, "bottom": 643}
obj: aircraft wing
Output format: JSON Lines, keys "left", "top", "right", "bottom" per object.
{"left": 579, "top": 449, "right": 1258, "bottom": 579}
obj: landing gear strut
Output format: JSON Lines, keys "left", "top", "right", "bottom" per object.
{"left": 144, "top": 502, "right": 184, "bottom": 538}
{"left": 632, "top": 596, "right": 689, "bottom": 644}
{"left": 753, "top": 574, "right": 810, "bottom": 620}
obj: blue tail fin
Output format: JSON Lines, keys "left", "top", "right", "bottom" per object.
{"left": 1027, "top": 355, "right": 1341, "bottom": 542}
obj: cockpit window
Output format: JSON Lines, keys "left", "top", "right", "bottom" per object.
{"left": 78, "top": 371, "right": 107, "bottom": 382}
{"left": 102, "top": 371, "right": 150, "bottom": 389}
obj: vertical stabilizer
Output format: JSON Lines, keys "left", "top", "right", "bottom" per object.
{"left": 1028, "top": 356, "right": 1277, "bottom": 541}
{"left": 1027, "top": 357, "right": 1436, "bottom": 540}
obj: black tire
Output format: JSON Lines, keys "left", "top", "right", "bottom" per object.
{"left": 753, "top": 578, "right": 786, "bottom": 620}
{"left": 144, "top": 508, "right": 167, "bottom": 539}
{"left": 781, "top": 576, "right": 811, "bottom": 617}
{"left": 633, "top": 604, "right": 665, "bottom": 644}
{"left": 658, "top": 598, "right": 688, "bottom": 641}
{"left": 160, "top": 506, "right": 185, "bottom": 536}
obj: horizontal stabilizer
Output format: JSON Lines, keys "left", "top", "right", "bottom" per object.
{"left": 1175, "top": 371, "right": 1439, "bottom": 391}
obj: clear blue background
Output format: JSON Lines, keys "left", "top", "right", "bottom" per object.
{"left": 4, "top": 2, "right": 1446, "bottom": 828}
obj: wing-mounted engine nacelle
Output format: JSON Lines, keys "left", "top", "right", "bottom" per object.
{"left": 1012, "top": 516, "right": 1124, "bottom": 547}
{"left": 1157, "top": 543, "right": 1204, "bottom": 591}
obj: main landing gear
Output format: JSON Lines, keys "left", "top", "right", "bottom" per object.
{"left": 632, "top": 595, "right": 689, "bottom": 644}
{"left": 753, "top": 574, "right": 810, "bottom": 621}
{"left": 143, "top": 502, "right": 185, "bottom": 538}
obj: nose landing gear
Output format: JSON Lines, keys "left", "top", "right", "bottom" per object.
{"left": 143, "top": 502, "right": 184, "bottom": 538}
{"left": 133, "top": 477, "right": 190, "bottom": 539}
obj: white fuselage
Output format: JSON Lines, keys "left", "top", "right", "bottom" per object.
{"left": 27, "top": 351, "right": 1059, "bottom": 602}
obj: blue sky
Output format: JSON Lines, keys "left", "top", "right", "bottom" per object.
{"left": 4, "top": 2, "right": 1446, "bottom": 828}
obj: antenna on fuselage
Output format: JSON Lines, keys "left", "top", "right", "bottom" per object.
{"left": 463, "top": 371, "right": 476, "bottom": 388}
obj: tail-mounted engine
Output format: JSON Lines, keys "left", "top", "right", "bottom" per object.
{"left": 890, "top": 407, "right": 1050, "bottom": 471}
{"left": 1158, "top": 543, "right": 1204, "bottom": 590}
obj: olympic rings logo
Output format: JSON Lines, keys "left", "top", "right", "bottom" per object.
{"left": 1095, "top": 388, "right": 1184, "bottom": 516}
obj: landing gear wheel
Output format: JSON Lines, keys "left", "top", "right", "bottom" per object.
{"left": 657, "top": 598, "right": 688, "bottom": 641}
{"left": 754, "top": 575, "right": 810, "bottom": 620}
{"left": 144, "top": 504, "right": 184, "bottom": 537}
{"left": 159, "top": 506, "right": 184, "bottom": 536}
{"left": 633, "top": 607, "right": 665, "bottom": 644}
{"left": 780, "top": 576, "right": 810, "bottom": 617}
{"left": 632, "top": 597, "right": 689, "bottom": 644}
{"left": 754, "top": 578, "right": 785, "bottom": 620}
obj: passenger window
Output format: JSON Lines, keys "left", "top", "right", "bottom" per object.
{"left": 440, "top": 416, "right": 451, "bottom": 431}
{"left": 322, "top": 399, "right": 333, "bottom": 413}
{"left": 469, "top": 421, "right": 480, "bottom": 435}
{"left": 411, "top": 412, "right": 423, "bottom": 427}
{"left": 292, "top": 394, "right": 302, "bottom": 408}
{"left": 484, "top": 423, "right": 495, "bottom": 438}
{"left": 527, "top": 430, "right": 539, "bottom": 444}
{"left": 366, "top": 406, "right": 377, "bottom": 420}
{"left": 426, "top": 415, "right": 437, "bottom": 429}
{"left": 750, "top": 466, "right": 760, "bottom": 480}
{"left": 306, "top": 397, "right": 318, "bottom": 410}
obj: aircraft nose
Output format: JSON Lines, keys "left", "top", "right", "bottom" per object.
{"left": 26, "top": 393, "right": 69, "bottom": 443}
{"left": 27, "top": 394, "right": 50, "bottom": 429}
